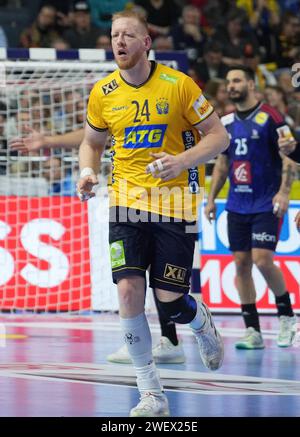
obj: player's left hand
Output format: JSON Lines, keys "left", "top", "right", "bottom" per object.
{"left": 278, "top": 137, "right": 297, "bottom": 156}
{"left": 146, "top": 152, "right": 184, "bottom": 181}
{"left": 272, "top": 191, "right": 289, "bottom": 217}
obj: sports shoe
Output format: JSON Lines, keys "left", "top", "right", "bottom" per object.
{"left": 277, "top": 315, "right": 298, "bottom": 347}
{"left": 235, "top": 327, "right": 265, "bottom": 349}
{"left": 106, "top": 337, "right": 186, "bottom": 364}
{"left": 192, "top": 302, "right": 224, "bottom": 371}
{"left": 130, "top": 392, "right": 170, "bottom": 417}
{"left": 152, "top": 337, "right": 185, "bottom": 364}
{"left": 106, "top": 344, "right": 131, "bottom": 364}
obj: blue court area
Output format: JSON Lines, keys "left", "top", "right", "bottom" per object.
{"left": 0, "top": 313, "right": 299, "bottom": 417}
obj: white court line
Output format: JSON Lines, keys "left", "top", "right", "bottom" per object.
{"left": 0, "top": 320, "right": 279, "bottom": 339}
{"left": 0, "top": 363, "right": 299, "bottom": 395}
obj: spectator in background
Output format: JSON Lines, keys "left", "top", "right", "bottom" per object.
{"left": 236, "top": 0, "right": 280, "bottom": 62}
{"left": 171, "top": 4, "right": 206, "bottom": 62}
{"left": 4, "top": 106, "right": 36, "bottom": 176}
{"left": 187, "top": 66, "right": 203, "bottom": 87}
{"left": 130, "top": 4, "right": 147, "bottom": 19}
{"left": 95, "top": 33, "right": 111, "bottom": 50}
{"left": 20, "top": 4, "right": 61, "bottom": 48}
{"left": 51, "top": 88, "right": 66, "bottom": 132}
{"left": 7, "top": 109, "right": 31, "bottom": 139}
{"left": 223, "top": 101, "right": 236, "bottom": 114}
{"left": 186, "top": 0, "right": 210, "bottom": 30}
{"left": 214, "top": 9, "right": 259, "bottom": 66}
{"left": 152, "top": 35, "right": 173, "bottom": 50}
{"left": 264, "top": 85, "right": 295, "bottom": 127}
{"left": 51, "top": 37, "right": 70, "bottom": 50}
{"left": 135, "top": 0, "right": 180, "bottom": 39}
{"left": 63, "top": 1, "right": 101, "bottom": 48}
{"left": 64, "top": 90, "right": 82, "bottom": 131}
{"left": 39, "top": 0, "right": 73, "bottom": 15}
{"left": 236, "top": 0, "right": 280, "bottom": 26}
{"left": 194, "top": 41, "right": 228, "bottom": 89}
{"left": 204, "top": 78, "right": 229, "bottom": 117}
{"left": 38, "top": 0, "right": 74, "bottom": 29}
{"left": 277, "top": 0, "right": 300, "bottom": 15}
{"left": 43, "top": 156, "right": 76, "bottom": 196}
{"left": 10, "top": 110, "right": 40, "bottom": 177}
{"left": 277, "top": 70, "right": 296, "bottom": 101}
{"left": 88, "top": 0, "right": 131, "bottom": 30}
{"left": 202, "top": 0, "right": 238, "bottom": 30}
{"left": 0, "top": 26, "right": 8, "bottom": 48}
{"left": 243, "top": 43, "right": 277, "bottom": 90}
{"left": 31, "top": 98, "right": 43, "bottom": 131}
{"left": 75, "top": 100, "right": 86, "bottom": 127}
{"left": 275, "top": 12, "right": 300, "bottom": 68}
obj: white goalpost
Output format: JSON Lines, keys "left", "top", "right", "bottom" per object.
{"left": 0, "top": 48, "right": 189, "bottom": 312}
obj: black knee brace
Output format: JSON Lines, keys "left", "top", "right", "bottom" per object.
{"left": 156, "top": 294, "right": 197, "bottom": 324}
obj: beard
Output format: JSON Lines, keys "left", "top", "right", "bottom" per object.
{"left": 228, "top": 88, "right": 248, "bottom": 103}
{"left": 115, "top": 50, "right": 143, "bottom": 70}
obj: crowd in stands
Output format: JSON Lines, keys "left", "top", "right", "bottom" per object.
{"left": 0, "top": 0, "right": 299, "bottom": 194}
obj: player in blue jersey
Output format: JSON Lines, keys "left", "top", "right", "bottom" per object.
{"left": 278, "top": 132, "right": 300, "bottom": 230}
{"left": 205, "top": 66, "right": 298, "bottom": 349}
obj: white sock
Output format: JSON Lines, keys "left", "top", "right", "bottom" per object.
{"left": 135, "top": 362, "right": 163, "bottom": 395}
{"left": 120, "top": 312, "right": 162, "bottom": 394}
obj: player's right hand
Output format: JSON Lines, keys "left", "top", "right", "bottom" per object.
{"left": 76, "top": 175, "right": 98, "bottom": 202}
{"left": 204, "top": 201, "right": 216, "bottom": 223}
{"left": 278, "top": 136, "right": 297, "bottom": 156}
{"left": 9, "top": 126, "right": 46, "bottom": 153}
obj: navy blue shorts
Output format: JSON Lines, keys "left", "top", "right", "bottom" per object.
{"left": 109, "top": 207, "right": 197, "bottom": 293}
{"left": 227, "top": 211, "right": 283, "bottom": 252}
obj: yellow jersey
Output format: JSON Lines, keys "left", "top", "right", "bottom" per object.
{"left": 87, "top": 62, "right": 214, "bottom": 220}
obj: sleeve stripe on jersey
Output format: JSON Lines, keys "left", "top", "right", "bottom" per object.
{"left": 260, "top": 103, "right": 284, "bottom": 124}
{"left": 192, "top": 108, "right": 214, "bottom": 126}
{"left": 86, "top": 118, "right": 108, "bottom": 132}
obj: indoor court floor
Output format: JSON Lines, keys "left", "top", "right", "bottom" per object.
{"left": 0, "top": 312, "right": 299, "bottom": 417}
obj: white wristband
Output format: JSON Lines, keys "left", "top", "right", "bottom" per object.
{"left": 148, "top": 163, "right": 155, "bottom": 174}
{"left": 80, "top": 167, "right": 95, "bottom": 178}
{"left": 155, "top": 159, "right": 164, "bottom": 171}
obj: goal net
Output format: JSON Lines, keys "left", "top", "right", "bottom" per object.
{"left": 0, "top": 48, "right": 189, "bottom": 312}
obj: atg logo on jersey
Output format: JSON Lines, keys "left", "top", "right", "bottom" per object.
{"left": 123, "top": 124, "right": 167, "bottom": 148}
{"left": 156, "top": 98, "right": 169, "bottom": 115}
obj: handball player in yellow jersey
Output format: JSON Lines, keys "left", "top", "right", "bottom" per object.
{"left": 77, "top": 10, "right": 229, "bottom": 417}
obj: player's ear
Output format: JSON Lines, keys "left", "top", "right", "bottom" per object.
{"left": 145, "top": 35, "right": 152, "bottom": 51}
{"left": 249, "top": 79, "right": 256, "bottom": 91}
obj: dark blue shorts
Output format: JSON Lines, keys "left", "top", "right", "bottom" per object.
{"left": 227, "top": 211, "right": 283, "bottom": 252}
{"left": 109, "top": 207, "right": 197, "bottom": 293}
